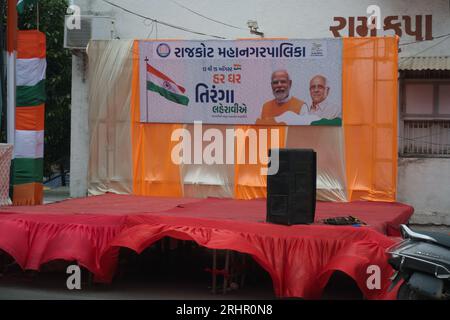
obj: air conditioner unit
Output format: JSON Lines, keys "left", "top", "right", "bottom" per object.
{"left": 64, "top": 15, "right": 115, "bottom": 49}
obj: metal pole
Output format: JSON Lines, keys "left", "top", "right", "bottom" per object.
{"left": 223, "top": 250, "right": 230, "bottom": 294}
{"left": 212, "top": 249, "right": 217, "bottom": 294}
{"left": 6, "top": 0, "right": 17, "bottom": 145}
{"left": 145, "top": 56, "right": 149, "bottom": 122}
{"left": 0, "top": 0, "right": 5, "bottom": 132}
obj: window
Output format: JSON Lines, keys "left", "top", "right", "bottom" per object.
{"left": 400, "top": 80, "right": 450, "bottom": 157}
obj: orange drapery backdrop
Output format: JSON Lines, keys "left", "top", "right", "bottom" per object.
{"left": 131, "top": 42, "right": 183, "bottom": 197}
{"left": 343, "top": 37, "right": 398, "bottom": 201}
{"left": 233, "top": 125, "right": 286, "bottom": 199}
{"left": 130, "top": 37, "right": 398, "bottom": 202}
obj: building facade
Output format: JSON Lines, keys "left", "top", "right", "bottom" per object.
{"left": 70, "top": 0, "right": 450, "bottom": 224}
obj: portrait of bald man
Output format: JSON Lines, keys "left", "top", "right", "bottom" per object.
{"left": 301, "top": 75, "right": 341, "bottom": 120}
{"left": 255, "top": 70, "right": 307, "bottom": 125}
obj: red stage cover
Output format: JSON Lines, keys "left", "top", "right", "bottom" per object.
{"left": 0, "top": 194, "right": 413, "bottom": 299}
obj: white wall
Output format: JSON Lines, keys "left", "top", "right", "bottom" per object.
{"left": 398, "top": 158, "right": 450, "bottom": 225}
{"left": 70, "top": 54, "right": 89, "bottom": 198}
{"left": 73, "top": 0, "right": 450, "bottom": 57}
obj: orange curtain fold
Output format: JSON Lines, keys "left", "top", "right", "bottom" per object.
{"left": 343, "top": 37, "right": 398, "bottom": 202}
{"left": 129, "top": 38, "right": 398, "bottom": 202}
{"left": 131, "top": 41, "right": 183, "bottom": 197}
{"left": 234, "top": 125, "right": 286, "bottom": 199}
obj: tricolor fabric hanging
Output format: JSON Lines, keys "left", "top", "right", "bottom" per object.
{"left": 11, "top": 30, "right": 46, "bottom": 205}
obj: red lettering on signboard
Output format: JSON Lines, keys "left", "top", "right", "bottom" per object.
{"left": 329, "top": 15, "right": 433, "bottom": 42}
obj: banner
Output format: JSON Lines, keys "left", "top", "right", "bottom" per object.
{"left": 139, "top": 39, "right": 342, "bottom": 126}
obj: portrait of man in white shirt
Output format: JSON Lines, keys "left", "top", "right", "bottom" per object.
{"left": 301, "top": 75, "right": 341, "bottom": 120}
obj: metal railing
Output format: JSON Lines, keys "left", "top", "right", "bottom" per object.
{"left": 401, "top": 120, "right": 450, "bottom": 157}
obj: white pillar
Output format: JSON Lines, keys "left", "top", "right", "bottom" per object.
{"left": 7, "top": 52, "right": 15, "bottom": 146}
{"left": 70, "top": 53, "right": 89, "bottom": 198}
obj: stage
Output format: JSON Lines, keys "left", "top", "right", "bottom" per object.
{"left": 0, "top": 194, "right": 413, "bottom": 299}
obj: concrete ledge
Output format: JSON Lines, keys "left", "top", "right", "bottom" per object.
{"left": 409, "top": 211, "right": 450, "bottom": 225}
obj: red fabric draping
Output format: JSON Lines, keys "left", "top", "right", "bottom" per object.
{"left": 0, "top": 194, "right": 202, "bottom": 215}
{"left": 0, "top": 194, "right": 413, "bottom": 299}
{"left": 106, "top": 214, "right": 398, "bottom": 299}
{"left": 0, "top": 214, "right": 125, "bottom": 281}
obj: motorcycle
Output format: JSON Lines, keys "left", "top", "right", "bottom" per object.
{"left": 387, "top": 224, "right": 450, "bottom": 300}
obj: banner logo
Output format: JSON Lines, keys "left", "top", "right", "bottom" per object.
{"left": 156, "top": 43, "right": 171, "bottom": 58}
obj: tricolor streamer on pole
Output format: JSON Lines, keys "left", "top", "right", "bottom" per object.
{"left": 11, "top": 30, "right": 46, "bottom": 205}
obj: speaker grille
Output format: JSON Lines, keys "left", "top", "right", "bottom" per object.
{"left": 266, "top": 149, "right": 316, "bottom": 225}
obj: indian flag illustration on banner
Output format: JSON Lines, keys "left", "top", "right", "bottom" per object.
{"left": 146, "top": 62, "right": 189, "bottom": 106}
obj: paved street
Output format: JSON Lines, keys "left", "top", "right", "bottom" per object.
{"left": 0, "top": 234, "right": 362, "bottom": 300}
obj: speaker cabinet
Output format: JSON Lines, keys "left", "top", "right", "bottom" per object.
{"left": 266, "top": 149, "right": 316, "bottom": 225}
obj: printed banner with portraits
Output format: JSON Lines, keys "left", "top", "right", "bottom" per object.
{"left": 139, "top": 39, "right": 342, "bottom": 126}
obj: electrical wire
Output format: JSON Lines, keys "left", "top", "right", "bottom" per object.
{"left": 399, "top": 136, "right": 450, "bottom": 147}
{"left": 400, "top": 129, "right": 450, "bottom": 141}
{"left": 399, "top": 119, "right": 450, "bottom": 146}
{"left": 400, "top": 34, "right": 450, "bottom": 62}
{"left": 168, "top": 0, "right": 247, "bottom": 31}
{"left": 399, "top": 32, "right": 450, "bottom": 46}
{"left": 145, "top": 20, "right": 155, "bottom": 39}
{"left": 100, "top": 0, "right": 226, "bottom": 39}
{"left": 403, "top": 34, "right": 450, "bottom": 60}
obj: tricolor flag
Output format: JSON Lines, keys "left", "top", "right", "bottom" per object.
{"left": 12, "top": 30, "right": 46, "bottom": 205}
{"left": 146, "top": 63, "right": 189, "bottom": 106}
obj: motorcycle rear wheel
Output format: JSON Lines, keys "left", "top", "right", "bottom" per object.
{"left": 397, "top": 283, "right": 430, "bottom": 300}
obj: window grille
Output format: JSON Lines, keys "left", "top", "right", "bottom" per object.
{"left": 400, "top": 120, "right": 450, "bottom": 157}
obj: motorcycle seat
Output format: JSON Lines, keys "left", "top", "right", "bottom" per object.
{"left": 412, "top": 229, "right": 450, "bottom": 249}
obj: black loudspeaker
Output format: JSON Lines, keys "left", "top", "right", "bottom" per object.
{"left": 266, "top": 148, "right": 317, "bottom": 225}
